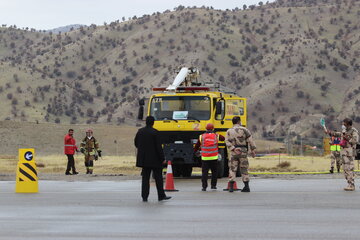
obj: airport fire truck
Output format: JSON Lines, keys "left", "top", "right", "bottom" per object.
{"left": 138, "top": 67, "right": 247, "bottom": 177}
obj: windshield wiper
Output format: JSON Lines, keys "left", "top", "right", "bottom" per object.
{"left": 187, "top": 116, "right": 200, "bottom": 122}
{"left": 160, "top": 117, "right": 178, "bottom": 122}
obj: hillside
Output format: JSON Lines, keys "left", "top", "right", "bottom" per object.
{"left": 0, "top": 0, "right": 359, "bottom": 139}
{"left": 47, "top": 24, "right": 86, "bottom": 34}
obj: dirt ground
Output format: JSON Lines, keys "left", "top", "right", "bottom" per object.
{"left": 2, "top": 153, "right": 357, "bottom": 182}
{"left": 0, "top": 154, "right": 337, "bottom": 174}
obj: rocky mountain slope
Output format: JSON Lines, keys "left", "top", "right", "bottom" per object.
{"left": 0, "top": 0, "right": 359, "bottom": 139}
{"left": 47, "top": 24, "right": 85, "bottom": 34}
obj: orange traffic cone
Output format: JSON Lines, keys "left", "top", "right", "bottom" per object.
{"left": 223, "top": 181, "right": 241, "bottom": 191}
{"left": 164, "top": 161, "right": 179, "bottom": 192}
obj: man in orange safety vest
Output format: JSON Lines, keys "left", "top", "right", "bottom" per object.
{"left": 194, "top": 123, "right": 225, "bottom": 191}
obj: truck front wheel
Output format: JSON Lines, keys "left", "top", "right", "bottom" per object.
{"left": 217, "top": 149, "right": 225, "bottom": 178}
{"left": 172, "top": 165, "right": 181, "bottom": 177}
{"left": 182, "top": 165, "right": 193, "bottom": 177}
{"left": 223, "top": 149, "right": 229, "bottom": 178}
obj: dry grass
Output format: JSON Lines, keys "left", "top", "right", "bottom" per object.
{"left": 255, "top": 140, "right": 285, "bottom": 152}
{"left": 250, "top": 155, "right": 336, "bottom": 172}
{"left": 0, "top": 121, "right": 138, "bottom": 156}
{"left": 0, "top": 155, "right": 140, "bottom": 175}
{"left": 0, "top": 154, "right": 348, "bottom": 175}
{"left": 277, "top": 161, "right": 291, "bottom": 169}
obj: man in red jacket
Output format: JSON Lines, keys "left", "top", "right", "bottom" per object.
{"left": 64, "top": 129, "right": 79, "bottom": 175}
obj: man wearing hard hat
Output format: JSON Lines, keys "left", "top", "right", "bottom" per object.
{"left": 194, "top": 123, "right": 225, "bottom": 191}
{"left": 80, "top": 129, "right": 102, "bottom": 174}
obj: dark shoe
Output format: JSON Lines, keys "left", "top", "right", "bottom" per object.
{"left": 241, "top": 181, "right": 250, "bottom": 192}
{"left": 72, "top": 171, "right": 79, "bottom": 175}
{"left": 86, "top": 169, "right": 89, "bottom": 174}
{"left": 211, "top": 186, "right": 217, "bottom": 190}
{"left": 229, "top": 181, "right": 234, "bottom": 193}
{"left": 159, "top": 196, "right": 172, "bottom": 201}
{"left": 65, "top": 172, "right": 72, "bottom": 175}
{"left": 142, "top": 199, "right": 148, "bottom": 202}
{"left": 330, "top": 167, "right": 334, "bottom": 174}
{"left": 202, "top": 188, "right": 206, "bottom": 191}
{"left": 337, "top": 168, "right": 340, "bottom": 173}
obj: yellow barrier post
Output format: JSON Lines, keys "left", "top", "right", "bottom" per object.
{"left": 323, "top": 137, "right": 330, "bottom": 156}
{"left": 15, "top": 149, "right": 38, "bottom": 193}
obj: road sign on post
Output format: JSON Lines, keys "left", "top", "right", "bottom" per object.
{"left": 15, "top": 148, "right": 38, "bottom": 193}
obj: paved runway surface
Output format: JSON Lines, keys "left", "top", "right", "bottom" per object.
{"left": 1, "top": 177, "right": 360, "bottom": 240}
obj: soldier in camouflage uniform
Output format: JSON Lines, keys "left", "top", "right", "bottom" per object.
{"left": 225, "top": 116, "right": 256, "bottom": 192}
{"left": 80, "top": 129, "right": 102, "bottom": 174}
{"left": 326, "top": 118, "right": 359, "bottom": 191}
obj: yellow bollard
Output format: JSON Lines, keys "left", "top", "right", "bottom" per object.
{"left": 15, "top": 149, "right": 38, "bottom": 193}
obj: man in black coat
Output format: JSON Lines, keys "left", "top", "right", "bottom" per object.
{"left": 134, "top": 116, "right": 171, "bottom": 202}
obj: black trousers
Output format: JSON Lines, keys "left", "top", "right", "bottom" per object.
{"left": 201, "top": 160, "right": 218, "bottom": 189}
{"left": 141, "top": 167, "right": 166, "bottom": 200}
{"left": 66, "top": 154, "right": 76, "bottom": 173}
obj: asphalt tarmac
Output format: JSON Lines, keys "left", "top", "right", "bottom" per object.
{"left": 1, "top": 177, "right": 360, "bottom": 240}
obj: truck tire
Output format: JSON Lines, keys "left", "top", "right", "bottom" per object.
{"left": 182, "top": 165, "right": 193, "bottom": 177}
{"left": 172, "top": 165, "right": 181, "bottom": 177}
{"left": 217, "top": 149, "right": 225, "bottom": 178}
{"left": 223, "top": 150, "right": 229, "bottom": 178}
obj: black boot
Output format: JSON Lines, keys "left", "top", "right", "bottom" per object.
{"left": 229, "top": 181, "right": 234, "bottom": 193}
{"left": 330, "top": 167, "right": 334, "bottom": 174}
{"left": 241, "top": 181, "right": 250, "bottom": 192}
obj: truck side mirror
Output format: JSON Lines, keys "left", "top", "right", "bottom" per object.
{"left": 137, "top": 99, "right": 145, "bottom": 120}
{"left": 139, "top": 99, "right": 145, "bottom": 106}
{"left": 215, "top": 102, "right": 222, "bottom": 115}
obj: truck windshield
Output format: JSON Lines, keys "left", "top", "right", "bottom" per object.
{"left": 150, "top": 96, "right": 211, "bottom": 120}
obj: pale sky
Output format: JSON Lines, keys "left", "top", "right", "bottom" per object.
{"left": 0, "top": 0, "right": 274, "bottom": 30}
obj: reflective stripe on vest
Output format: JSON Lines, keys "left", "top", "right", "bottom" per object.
{"left": 330, "top": 144, "right": 340, "bottom": 151}
{"left": 330, "top": 137, "right": 341, "bottom": 151}
{"left": 65, "top": 145, "right": 75, "bottom": 147}
{"left": 201, "top": 133, "right": 218, "bottom": 160}
{"left": 201, "top": 155, "right": 218, "bottom": 160}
